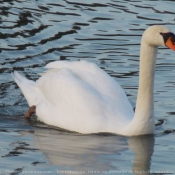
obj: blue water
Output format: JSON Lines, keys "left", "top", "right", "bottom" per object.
{"left": 0, "top": 0, "right": 175, "bottom": 174}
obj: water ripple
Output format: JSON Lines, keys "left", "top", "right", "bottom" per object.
{"left": 0, "top": 0, "right": 175, "bottom": 172}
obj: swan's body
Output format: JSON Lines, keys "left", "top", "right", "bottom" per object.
{"left": 12, "top": 25, "right": 175, "bottom": 136}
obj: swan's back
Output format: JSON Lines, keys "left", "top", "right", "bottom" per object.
{"left": 13, "top": 60, "right": 134, "bottom": 134}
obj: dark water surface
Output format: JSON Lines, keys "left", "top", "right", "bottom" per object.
{"left": 0, "top": 0, "right": 175, "bottom": 174}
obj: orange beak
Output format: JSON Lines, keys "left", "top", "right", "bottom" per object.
{"left": 165, "top": 37, "right": 175, "bottom": 51}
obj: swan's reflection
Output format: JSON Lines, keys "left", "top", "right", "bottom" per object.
{"left": 33, "top": 128, "right": 154, "bottom": 174}
{"left": 128, "top": 136, "right": 154, "bottom": 175}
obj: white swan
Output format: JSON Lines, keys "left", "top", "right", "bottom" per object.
{"left": 12, "top": 25, "right": 175, "bottom": 136}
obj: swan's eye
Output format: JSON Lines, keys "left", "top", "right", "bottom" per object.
{"left": 160, "top": 32, "right": 175, "bottom": 51}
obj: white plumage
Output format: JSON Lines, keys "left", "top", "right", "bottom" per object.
{"left": 12, "top": 25, "right": 174, "bottom": 136}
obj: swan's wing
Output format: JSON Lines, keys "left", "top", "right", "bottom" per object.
{"left": 36, "top": 68, "right": 110, "bottom": 133}
{"left": 45, "top": 60, "right": 132, "bottom": 104}
{"left": 35, "top": 61, "right": 134, "bottom": 133}
{"left": 12, "top": 61, "right": 134, "bottom": 134}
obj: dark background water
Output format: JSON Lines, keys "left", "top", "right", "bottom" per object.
{"left": 0, "top": 0, "right": 175, "bottom": 174}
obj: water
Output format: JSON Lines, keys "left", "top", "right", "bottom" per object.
{"left": 0, "top": 0, "right": 175, "bottom": 174}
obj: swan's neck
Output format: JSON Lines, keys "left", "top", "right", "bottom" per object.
{"left": 130, "top": 41, "right": 157, "bottom": 134}
{"left": 135, "top": 42, "right": 157, "bottom": 117}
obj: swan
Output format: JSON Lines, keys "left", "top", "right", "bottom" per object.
{"left": 12, "top": 25, "right": 175, "bottom": 136}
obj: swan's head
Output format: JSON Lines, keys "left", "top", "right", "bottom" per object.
{"left": 142, "top": 25, "right": 175, "bottom": 51}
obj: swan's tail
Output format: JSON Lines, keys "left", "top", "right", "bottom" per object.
{"left": 11, "top": 71, "right": 42, "bottom": 107}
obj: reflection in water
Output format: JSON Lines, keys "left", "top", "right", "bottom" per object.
{"left": 128, "top": 136, "right": 154, "bottom": 175}
{"left": 33, "top": 128, "right": 154, "bottom": 174}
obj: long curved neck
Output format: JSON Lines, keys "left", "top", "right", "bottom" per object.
{"left": 135, "top": 42, "right": 157, "bottom": 117}
{"left": 133, "top": 41, "right": 157, "bottom": 129}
